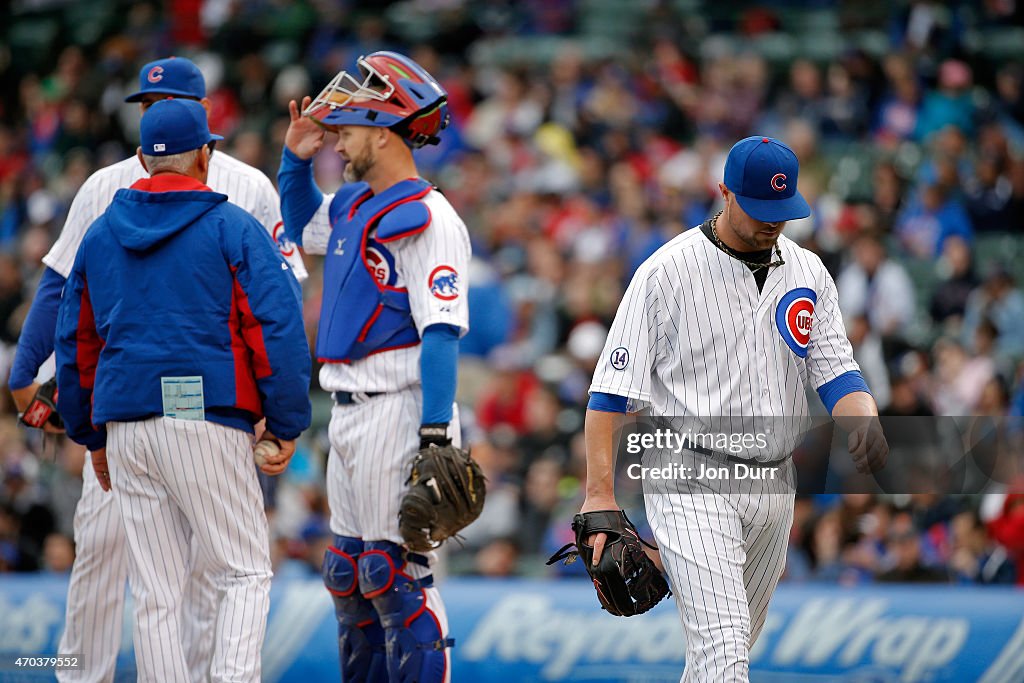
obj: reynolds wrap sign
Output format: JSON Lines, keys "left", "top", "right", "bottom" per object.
{"left": 1, "top": 576, "right": 1022, "bottom": 682}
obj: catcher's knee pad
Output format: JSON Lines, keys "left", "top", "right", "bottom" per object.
{"left": 358, "top": 541, "right": 452, "bottom": 683}
{"left": 323, "top": 535, "right": 386, "bottom": 683}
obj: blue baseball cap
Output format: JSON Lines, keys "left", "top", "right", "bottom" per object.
{"left": 139, "top": 99, "right": 223, "bottom": 157}
{"left": 723, "top": 136, "right": 811, "bottom": 223}
{"left": 125, "top": 57, "right": 206, "bottom": 102}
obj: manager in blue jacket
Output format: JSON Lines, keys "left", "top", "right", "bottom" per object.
{"left": 54, "top": 98, "right": 311, "bottom": 683}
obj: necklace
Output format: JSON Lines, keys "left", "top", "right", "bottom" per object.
{"left": 709, "top": 211, "right": 786, "bottom": 271}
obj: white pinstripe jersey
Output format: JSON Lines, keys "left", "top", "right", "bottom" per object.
{"left": 43, "top": 152, "right": 308, "bottom": 281}
{"left": 591, "top": 228, "right": 860, "bottom": 459}
{"left": 300, "top": 188, "right": 471, "bottom": 393}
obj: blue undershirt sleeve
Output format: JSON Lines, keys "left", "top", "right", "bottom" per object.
{"left": 420, "top": 323, "right": 460, "bottom": 425}
{"left": 277, "top": 146, "right": 324, "bottom": 247}
{"left": 9, "top": 267, "right": 66, "bottom": 389}
{"left": 818, "top": 370, "right": 871, "bottom": 415}
{"left": 588, "top": 391, "right": 629, "bottom": 413}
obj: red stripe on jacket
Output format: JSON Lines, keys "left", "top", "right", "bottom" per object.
{"left": 76, "top": 279, "right": 104, "bottom": 390}
{"left": 129, "top": 175, "right": 212, "bottom": 193}
{"left": 228, "top": 266, "right": 272, "bottom": 416}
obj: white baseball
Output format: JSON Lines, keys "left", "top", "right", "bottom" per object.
{"left": 253, "top": 440, "right": 280, "bottom": 467}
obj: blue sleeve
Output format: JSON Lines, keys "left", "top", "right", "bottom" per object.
{"left": 230, "top": 214, "right": 312, "bottom": 440}
{"left": 277, "top": 146, "right": 324, "bottom": 247}
{"left": 9, "top": 267, "right": 66, "bottom": 389}
{"left": 817, "top": 370, "right": 871, "bottom": 415}
{"left": 588, "top": 391, "right": 629, "bottom": 413}
{"left": 420, "top": 323, "right": 459, "bottom": 425}
{"left": 54, "top": 259, "right": 106, "bottom": 451}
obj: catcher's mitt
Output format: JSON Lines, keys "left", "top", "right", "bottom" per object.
{"left": 399, "top": 443, "right": 486, "bottom": 552}
{"left": 19, "top": 378, "right": 64, "bottom": 430}
{"left": 547, "top": 510, "right": 670, "bottom": 617}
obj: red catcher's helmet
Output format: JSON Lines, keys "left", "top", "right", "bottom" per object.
{"left": 304, "top": 51, "right": 450, "bottom": 149}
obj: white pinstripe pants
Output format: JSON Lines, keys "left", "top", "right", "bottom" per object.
{"left": 57, "top": 453, "right": 218, "bottom": 683}
{"left": 325, "top": 388, "right": 460, "bottom": 545}
{"left": 325, "top": 388, "right": 455, "bottom": 682}
{"left": 646, "top": 456, "right": 794, "bottom": 683}
{"left": 106, "top": 418, "right": 271, "bottom": 683}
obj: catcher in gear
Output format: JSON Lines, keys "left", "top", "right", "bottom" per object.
{"left": 548, "top": 510, "right": 670, "bottom": 617}
{"left": 280, "top": 50, "right": 471, "bottom": 683}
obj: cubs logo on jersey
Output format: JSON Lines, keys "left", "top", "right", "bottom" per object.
{"left": 272, "top": 221, "right": 297, "bottom": 258}
{"left": 428, "top": 265, "right": 459, "bottom": 300}
{"left": 366, "top": 239, "right": 397, "bottom": 286}
{"left": 775, "top": 287, "right": 816, "bottom": 357}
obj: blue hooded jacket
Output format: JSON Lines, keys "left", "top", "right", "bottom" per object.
{"left": 55, "top": 175, "right": 311, "bottom": 450}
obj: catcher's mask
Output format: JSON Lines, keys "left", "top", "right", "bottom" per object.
{"left": 304, "top": 51, "right": 450, "bottom": 149}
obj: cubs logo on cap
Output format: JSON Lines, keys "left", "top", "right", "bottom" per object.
{"left": 125, "top": 57, "right": 206, "bottom": 103}
{"left": 776, "top": 288, "right": 816, "bottom": 357}
{"left": 429, "top": 265, "right": 459, "bottom": 301}
{"left": 724, "top": 136, "right": 811, "bottom": 223}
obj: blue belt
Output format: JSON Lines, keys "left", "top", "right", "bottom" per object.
{"left": 332, "top": 391, "right": 384, "bottom": 405}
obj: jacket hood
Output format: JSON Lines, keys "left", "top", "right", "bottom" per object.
{"left": 107, "top": 179, "right": 227, "bottom": 252}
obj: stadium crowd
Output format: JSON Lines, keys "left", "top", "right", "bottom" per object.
{"left": 1, "top": 0, "right": 1023, "bottom": 586}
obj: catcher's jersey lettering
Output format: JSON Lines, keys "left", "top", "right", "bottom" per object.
{"left": 591, "top": 226, "right": 860, "bottom": 682}
{"left": 43, "top": 152, "right": 307, "bottom": 282}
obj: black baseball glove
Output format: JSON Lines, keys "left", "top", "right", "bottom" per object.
{"left": 547, "top": 510, "right": 670, "bottom": 617}
{"left": 399, "top": 426, "right": 486, "bottom": 552}
{"left": 18, "top": 378, "right": 64, "bottom": 430}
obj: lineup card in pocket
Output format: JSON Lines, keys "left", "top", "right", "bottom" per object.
{"left": 161, "top": 376, "right": 205, "bottom": 420}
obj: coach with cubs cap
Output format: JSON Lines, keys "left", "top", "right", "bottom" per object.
{"left": 54, "top": 98, "right": 311, "bottom": 683}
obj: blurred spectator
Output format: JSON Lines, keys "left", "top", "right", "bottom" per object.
{"left": 846, "top": 315, "right": 891, "bottom": 411}
{"left": 475, "top": 537, "right": 521, "bottom": 578}
{"left": 837, "top": 234, "right": 916, "bottom": 339}
{"left": 994, "top": 64, "right": 1024, "bottom": 129}
{"left": 931, "top": 337, "right": 995, "bottom": 415}
{"left": 875, "top": 54, "right": 921, "bottom": 145}
{"left": 894, "top": 182, "right": 973, "bottom": 258}
{"left": 929, "top": 235, "right": 978, "bottom": 328}
{"left": 773, "top": 59, "right": 826, "bottom": 132}
{"left": 42, "top": 532, "right": 75, "bottom": 574}
{"left": 872, "top": 161, "right": 907, "bottom": 233}
{"left": 821, "top": 63, "right": 870, "bottom": 140}
{"left": 961, "top": 266, "right": 1024, "bottom": 360}
{"left": 988, "top": 490, "right": 1024, "bottom": 585}
{"left": 877, "top": 512, "right": 949, "bottom": 583}
{"left": 915, "top": 60, "right": 976, "bottom": 141}
{"left": 964, "top": 156, "right": 1013, "bottom": 233}
{"left": 949, "top": 509, "right": 1015, "bottom": 584}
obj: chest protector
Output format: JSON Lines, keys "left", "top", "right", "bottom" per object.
{"left": 317, "top": 178, "right": 433, "bottom": 362}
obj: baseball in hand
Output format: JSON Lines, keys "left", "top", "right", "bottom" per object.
{"left": 253, "top": 440, "right": 280, "bottom": 467}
